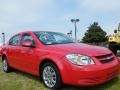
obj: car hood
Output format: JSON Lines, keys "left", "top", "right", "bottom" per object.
{"left": 48, "top": 43, "right": 111, "bottom": 56}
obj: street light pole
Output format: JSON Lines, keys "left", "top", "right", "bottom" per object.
{"left": 75, "top": 22, "right": 77, "bottom": 40}
{"left": 71, "top": 19, "right": 79, "bottom": 41}
{"left": 2, "top": 32, "right": 5, "bottom": 45}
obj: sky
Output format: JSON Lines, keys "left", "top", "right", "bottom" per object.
{"left": 0, "top": 0, "right": 120, "bottom": 43}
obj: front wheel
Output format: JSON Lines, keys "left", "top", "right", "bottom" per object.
{"left": 42, "top": 62, "right": 62, "bottom": 89}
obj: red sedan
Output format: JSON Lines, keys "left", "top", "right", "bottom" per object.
{"left": 1, "top": 31, "right": 119, "bottom": 89}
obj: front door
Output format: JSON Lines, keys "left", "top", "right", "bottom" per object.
{"left": 18, "top": 33, "right": 39, "bottom": 75}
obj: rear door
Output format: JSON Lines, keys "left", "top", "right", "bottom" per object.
{"left": 7, "top": 34, "right": 21, "bottom": 67}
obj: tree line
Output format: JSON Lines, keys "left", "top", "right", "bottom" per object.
{"left": 82, "top": 22, "right": 107, "bottom": 43}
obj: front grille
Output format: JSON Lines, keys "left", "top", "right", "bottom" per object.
{"left": 96, "top": 53, "right": 112, "bottom": 59}
{"left": 100, "top": 57, "right": 114, "bottom": 64}
{"left": 96, "top": 53, "right": 114, "bottom": 64}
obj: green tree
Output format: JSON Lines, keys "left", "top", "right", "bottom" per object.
{"left": 82, "top": 22, "right": 107, "bottom": 43}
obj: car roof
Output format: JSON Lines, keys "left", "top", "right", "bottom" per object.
{"left": 17, "top": 31, "right": 62, "bottom": 35}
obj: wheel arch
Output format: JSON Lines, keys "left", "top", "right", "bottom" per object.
{"left": 39, "top": 58, "right": 60, "bottom": 74}
{"left": 39, "top": 58, "right": 63, "bottom": 81}
{"left": 2, "top": 54, "right": 7, "bottom": 61}
{"left": 109, "top": 42, "right": 117, "bottom": 44}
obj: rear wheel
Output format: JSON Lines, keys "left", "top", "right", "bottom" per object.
{"left": 42, "top": 62, "right": 62, "bottom": 89}
{"left": 2, "top": 57, "right": 11, "bottom": 73}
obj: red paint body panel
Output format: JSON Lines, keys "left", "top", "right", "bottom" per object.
{"left": 60, "top": 57, "right": 119, "bottom": 86}
{"left": 1, "top": 31, "right": 120, "bottom": 86}
{"left": 0, "top": 46, "right": 2, "bottom": 57}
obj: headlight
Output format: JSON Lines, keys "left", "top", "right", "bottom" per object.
{"left": 66, "top": 54, "right": 95, "bottom": 65}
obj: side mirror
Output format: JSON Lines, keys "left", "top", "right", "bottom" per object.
{"left": 22, "top": 41, "right": 35, "bottom": 48}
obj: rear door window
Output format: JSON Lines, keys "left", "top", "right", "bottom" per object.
{"left": 9, "top": 34, "right": 20, "bottom": 46}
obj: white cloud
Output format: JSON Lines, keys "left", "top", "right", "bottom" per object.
{"left": 0, "top": 0, "right": 56, "bottom": 24}
{"left": 0, "top": 0, "right": 56, "bottom": 41}
{"left": 104, "top": 23, "right": 119, "bottom": 35}
{"left": 80, "top": 0, "right": 120, "bottom": 13}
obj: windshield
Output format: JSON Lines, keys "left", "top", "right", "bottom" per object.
{"left": 34, "top": 31, "right": 75, "bottom": 45}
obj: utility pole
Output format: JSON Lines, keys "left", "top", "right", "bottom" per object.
{"left": 71, "top": 19, "right": 79, "bottom": 41}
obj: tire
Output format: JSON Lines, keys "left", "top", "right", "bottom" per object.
{"left": 41, "top": 62, "right": 62, "bottom": 89}
{"left": 2, "top": 57, "right": 11, "bottom": 73}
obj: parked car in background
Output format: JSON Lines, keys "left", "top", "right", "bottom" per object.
{"left": 1, "top": 31, "right": 120, "bottom": 89}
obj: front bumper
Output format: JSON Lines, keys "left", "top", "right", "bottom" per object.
{"left": 61, "top": 57, "right": 119, "bottom": 86}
